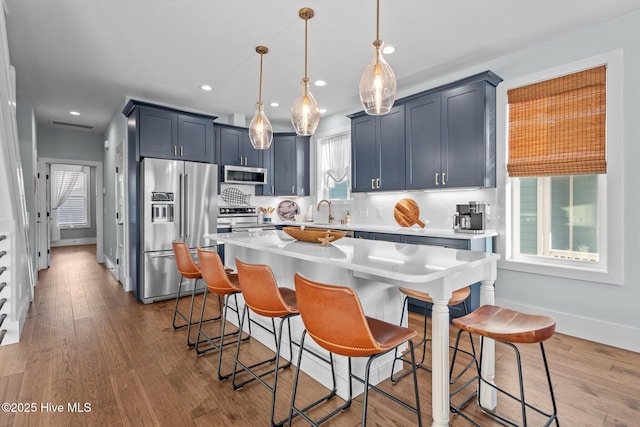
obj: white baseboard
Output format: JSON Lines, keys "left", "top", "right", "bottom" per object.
{"left": 496, "top": 298, "right": 640, "bottom": 353}
{"left": 50, "top": 237, "right": 97, "bottom": 247}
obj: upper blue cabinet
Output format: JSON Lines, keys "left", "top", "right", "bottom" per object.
{"left": 260, "top": 133, "right": 310, "bottom": 196}
{"left": 350, "top": 104, "right": 405, "bottom": 192}
{"left": 216, "top": 124, "right": 263, "bottom": 168}
{"left": 350, "top": 71, "right": 502, "bottom": 192}
{"left": 123, "top": 100, "right": 216, "bottom": 163}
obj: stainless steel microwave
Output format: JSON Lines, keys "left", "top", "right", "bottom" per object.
{"left": 222, "top": 165, "right": 267, "bottom": 185}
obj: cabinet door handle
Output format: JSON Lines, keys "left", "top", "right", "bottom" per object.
{"left": 442, "top": 172, "right": 446, "bottom": 185}
{"left": 435, "top": 172, "right": 439, "bottom": 186}
{"left": 376, "top": 178, "right": 380, "bottom": 189}
{"left": 180, "top": 146, "right": 184, "bottom": 157}
{"left": 292, "top": 185, "right": 295, "bottom": 194}
{"left": 371, "top": 178, "right": 375, "bottom": 190}
{"left": 174, "top": 145, "right": 178, "bottom": 156}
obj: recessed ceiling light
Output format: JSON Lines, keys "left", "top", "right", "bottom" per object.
{"left": 200, "top": 84, "right": 213, "bottom": 91}
{"left": 314, "top": 80, "right": 328, "bottom": 87}
{"left": 319, "top": 108, "right": 327, "bottom": 114}
{"left": 270, "top": 102, "right": 280, "bottom": 107}
{"left": 70, "top": 111, "right": 80, "bottom": 116}
{"left": 383, "top": 45, "right": 396, "bottom": 55}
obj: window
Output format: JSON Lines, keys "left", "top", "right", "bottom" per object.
{"left": 317, "top": 132, "right": 351, "bottom": 201}
{"left": 55, "top": 166, "right": 90, "bottom": 228}
{"left": 500, "top": 51, "right": 623, "bottom": 285}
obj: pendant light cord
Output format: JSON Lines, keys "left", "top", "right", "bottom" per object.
{"left": 376, "top": 0, "right": 380, "bottom": 41}
{"left": 258, "top": 52, "right": 264, "bottom": 104}
{"left": 304, "top": 17, "right": 309, "bottom": 80}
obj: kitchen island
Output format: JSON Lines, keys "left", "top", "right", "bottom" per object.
{"left": 205, "top": 230, "right": 500, "bottom": 427}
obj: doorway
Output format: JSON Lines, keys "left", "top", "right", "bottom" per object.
{"left": 36, "top": 157, "right": 104, "bottom": 269}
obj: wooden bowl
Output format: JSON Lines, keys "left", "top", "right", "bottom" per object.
{"left": 282, "top": 227, "right": 346, "bottom": 245}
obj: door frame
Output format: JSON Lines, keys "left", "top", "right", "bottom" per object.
{"left": 37, "top": 157, "right": 104, "bottom": 265}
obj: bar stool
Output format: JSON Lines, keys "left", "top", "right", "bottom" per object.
{"left": 391, "top": 286, "right": 476, "bottom": 385}
{"left": 451, "top": 305, "right": 559, "bottom": 426}
{"left": 195, "top": 247, "right": 250, "bottom": 380}
{"left": 289, "top": 273, "right": 422, "bottom": 427}
{"left": 172, "top": 241, "right": 218, "bottom": 347}
{"left": 231, "top": 258, "right": 299, "bottom": 427}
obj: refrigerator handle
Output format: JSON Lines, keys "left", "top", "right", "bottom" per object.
{"left": 184, "top": 173, "right": 189, "bottom": 237}
{"left": 179, "top": 173, "right": 185, "bottom": 238}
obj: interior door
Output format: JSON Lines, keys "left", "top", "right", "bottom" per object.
{"left": 115, "top": 143, "right": 127, "bottom": 286}
{"left": 35, "top": 161, "right": 50, "bottom": 270}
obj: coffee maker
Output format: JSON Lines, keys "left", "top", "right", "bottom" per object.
{"left": 453, "top": 201, "right": 487, "bottom": 233}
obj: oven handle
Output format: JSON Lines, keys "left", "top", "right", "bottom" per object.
{"left": 231, "top": 226, "right": 276, "bottom": 233}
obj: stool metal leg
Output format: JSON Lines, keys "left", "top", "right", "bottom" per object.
{"left": 461, "top": 337, "right": 560, "bottom": 427}
{"left": 288, "top": 330, "right": 347, "bottom": 426}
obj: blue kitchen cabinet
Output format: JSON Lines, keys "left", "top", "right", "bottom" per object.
{"left": 178, "top": 114, "right": 215, "bottom": 163}
{"left": 405, "top": 93, "right": 441, "bottom": 190}
{"left": 404, "top": 71, "right": 502, "bottom": 189}
{"left": 354, "top": 231, "right": 402, "bottom": 242}
{"left": 269, "top": 133, "right": 310, "bottom": 197}
{"left": 351, "top": 70, "right": 502, "bottom": 191}
{"left": 217, "top": 124, "right": 262, "bottom": 168}
{"left": 124, "top": 101, "right": 215, "bottom": 163}
{"left": 350, "top": 104, "right": 405, "bottom": 192}
{"left": 439, "top": 80, "right": 496, "bottom": 188}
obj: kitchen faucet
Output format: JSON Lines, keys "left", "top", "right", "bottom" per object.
{"left": 317, "top": 199, "right": 334, "bottom": 224}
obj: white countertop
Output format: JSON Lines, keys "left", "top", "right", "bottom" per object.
{"left": 205, "top": 230, "right": 500, "bottom": 285}
{"left": 269, "top": 221, "right": 498, "bottom": 240}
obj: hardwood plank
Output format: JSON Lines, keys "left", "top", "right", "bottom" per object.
{"left": 1, "top": 244, "right": 640, "bottom": 426}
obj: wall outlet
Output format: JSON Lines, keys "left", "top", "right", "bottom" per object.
{"left": 359, "top": 208, "right": 369, "bottom": 218}
{"left": 376, "top": 207, "right": 382, "bottom": 218}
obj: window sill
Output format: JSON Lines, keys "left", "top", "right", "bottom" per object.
{"left": 498, "top": 257, "right": 621, "bottom": 286}
{"left": 59, "top": 224, "right": 91, "bottom": 230}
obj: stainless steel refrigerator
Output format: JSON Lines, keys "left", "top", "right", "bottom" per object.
{"left": 141, "top": 158, "right": 217, "bottom": 303}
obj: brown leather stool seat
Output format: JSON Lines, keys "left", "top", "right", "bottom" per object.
{"left": 392, "top": 286, "right": 476, "bottom": 385}
{"left": 172, "top": 241, "right": 219, "bottom": 347}
{"left": 451, "top": 305, "right": 559, "bottom": 426}
{"left": 194, "top": 248, "right": 249, "bottom": 380}
{"left": 288, "top": 273, "right": 422, "bottom": 426}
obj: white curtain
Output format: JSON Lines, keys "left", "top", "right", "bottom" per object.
{"left": 323, "top": 133, "right": 350, "bottom": 188}
{"left": 50, "top": 163, "right": 83, "bottom": 241}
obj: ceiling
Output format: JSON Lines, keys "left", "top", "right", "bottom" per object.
{"left": 5, "top": 0, "right": 640, "bottom": 133}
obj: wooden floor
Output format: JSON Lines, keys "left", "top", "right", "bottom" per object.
{"left": 1, "top": 245, "right": 639, "bottom": 426}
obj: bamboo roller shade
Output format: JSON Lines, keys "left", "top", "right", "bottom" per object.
{"left": 507, "top": 65, "right": 606, "bottom": 177}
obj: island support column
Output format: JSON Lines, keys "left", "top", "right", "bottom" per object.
{"left": 430, "top": 301, "right": 451, "bottom": 427}
{"left": 479, "top": 279, "right": 498, "bottom": 409}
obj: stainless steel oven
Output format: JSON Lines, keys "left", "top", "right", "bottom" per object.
{"left": 218, "top": 206, "right": 276, "bottom": 232}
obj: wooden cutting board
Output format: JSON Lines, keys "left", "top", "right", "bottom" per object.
{"left": 394, "top": 198, "right": 426, "bottom": 228}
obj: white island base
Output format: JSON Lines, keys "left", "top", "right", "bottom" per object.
{"left": 206, "top": 230, "right": 500, "bottom": 427}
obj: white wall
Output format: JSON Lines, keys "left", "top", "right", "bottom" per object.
{"left": 316, "top": 10, "right": 640, "bottom": 352}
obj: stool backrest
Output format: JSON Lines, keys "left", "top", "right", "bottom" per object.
{"left": 197, "top": 248, "right": 239, "bottom": 295}
{"left": 235, "top": 258, "right": 297, "bottom": 318}
{"left": 294, "top": 273, "right": 380, "bottom": 357}
{"left": 172, "top": 241, "right": 200, "bottom": 278}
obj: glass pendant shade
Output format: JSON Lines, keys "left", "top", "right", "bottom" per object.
{"left": 291, "top": 77, "right": 320, "bottom": 136}
{"left": 359, "top": 40, "right": 397, "bottom": 115}
{"left": 249, "top": 102, "right": 273, "bottom": 149}
{"left": 248, "top": 45, "right": 272, "bottom": 149}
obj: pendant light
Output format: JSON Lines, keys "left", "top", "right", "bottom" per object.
{"left": 359, "top": 0, "right": 397, "bottom": 115}
{"left": 249, "top": 45, "right": 273, "bottom": 149}
{"left": 291, "top": 7, "right": 320, "bottom": 136}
